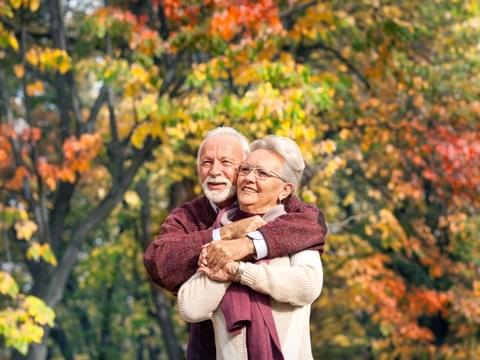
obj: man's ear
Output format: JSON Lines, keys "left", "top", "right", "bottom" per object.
{"left": 279, "top": 183, "right": 293, "bottom": 202}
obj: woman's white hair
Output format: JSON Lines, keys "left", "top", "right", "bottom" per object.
{"left": 250, "top": 135, "right": 305, "bottom": 189}
{"left": 196, "top": 127, "right": 250, "bottom": 164}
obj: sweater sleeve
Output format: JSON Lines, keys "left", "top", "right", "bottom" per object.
{"left": 143, "top": 206, "right": 214, "bottom": 293}
{"left": 240, "top": 250, "right": 323, "bottom": 306}
{"left": 177, "top": 272, "right": 230, "bottom": 323}
{"left": 258, "top": 196, "right": 327, "bottom": 258}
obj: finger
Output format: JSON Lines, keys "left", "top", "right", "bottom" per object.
{"left": 198, "top": 255, "right": 207, "bottom": 267}
{"left": 212, "top": 253, "right": 228, "bottom": 270}
{"left": 210, "top": 250, "right": 226, "bottom": 270}
{"left": 206, "top": 250, "right": 218, "bottom": 269}
{"left": 198, "top": 266, "right": 210, "bottom": 276}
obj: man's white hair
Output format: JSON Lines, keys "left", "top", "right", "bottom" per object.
{"left": 196, "top": 126, "right": 250, "bottom": 164}
{"left": 250, "top": 135, "right": 305, "bottom": 190}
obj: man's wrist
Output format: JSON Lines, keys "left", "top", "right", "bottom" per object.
{"left": 241, "top": 237, "right": 255, "bottom": 260}
{"left": 212, "top": 228, "right": 222, "bottom": 241}
{"left": 219, "top": 226, "right": 231, "bottom": 240}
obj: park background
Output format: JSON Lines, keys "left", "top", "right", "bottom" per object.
{"left": 0, "top": 0, "right": 479, "bottom": 359}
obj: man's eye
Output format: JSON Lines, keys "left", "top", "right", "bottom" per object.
{"left": 201, "top": 161, "right": 212, "bottom": 167}
{"left": 222, "top": 160, "right": 233, "bottom": 166}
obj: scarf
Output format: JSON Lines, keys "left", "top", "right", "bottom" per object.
{"left": 216, "top": 205, "right": 286, "bottom": 360}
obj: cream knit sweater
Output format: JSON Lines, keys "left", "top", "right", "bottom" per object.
{"left": 178, "top": 250, "right": 323, "bottom": 360}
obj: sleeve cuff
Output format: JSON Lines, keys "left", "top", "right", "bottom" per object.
{"left": 247, "top": 231, "right": 268, "bottom": 259}
{"left": 212, "top": 228, "right": 221, "bottom": 241}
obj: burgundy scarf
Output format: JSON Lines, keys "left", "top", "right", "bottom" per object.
{"left": 215, "top": 206, "right": 286, "bottom": 360}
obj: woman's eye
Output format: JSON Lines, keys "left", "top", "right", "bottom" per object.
{"left": 257, "top": 170, "right": 269, "bottom": 178}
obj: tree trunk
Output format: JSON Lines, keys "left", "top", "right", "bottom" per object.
{"left": 137, "top": 180, "right": 185, "bottom": 360}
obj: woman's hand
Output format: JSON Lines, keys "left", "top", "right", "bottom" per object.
{"left": 198, "top": 261, "right": 239, "bottom": 282}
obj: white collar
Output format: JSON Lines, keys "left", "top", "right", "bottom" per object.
{"left": 209, "top": 199, "right": 220, "bottom": 213}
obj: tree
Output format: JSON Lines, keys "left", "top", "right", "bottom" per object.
{"left": 1, "top": 0, "right": 479, "bottom": 359}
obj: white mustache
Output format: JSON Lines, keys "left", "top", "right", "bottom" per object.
{"left": 204, "top": 176, "right": 232, "bottom": 185}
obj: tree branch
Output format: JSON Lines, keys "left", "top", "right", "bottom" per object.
{"left": 294, "top": 41, "right": 371, "bottom": 90}
{"left": 43, "top": 137, "right": 160, "bottom": 307}
{"left": 280, "top": 0, "right": 320, "bottom": 31}
{"left": 0, "top": 68, "right": 13, "bottom": 123}
{"left": 86, "top": 85, "right": 108, "bottom": 133}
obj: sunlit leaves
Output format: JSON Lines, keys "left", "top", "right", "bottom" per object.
{"left": 25, "top": 48, "right": 71, "bottom": 74}
{"left": 123, "top": 190, "right": 142, "bottom": 209}
{"left": 23, "top": 296, "right": 55, "bottom": 327}
{"left": 0, "top": 0, "right": 479, "bottom": 358}
{"left": 9, "top": 0, "right": 40, "bottom": 12}
{"left": 0, "top": 296, "right": 55, "bottom": 355}
{"left": 26, "top": 242, "right": 58, "bottom": 266}
{"left": 0, "top": 22, "right": 18, "bottom": 51}
{"left": 84, "top": 7, "right": 165, "bottom": 57}
{"left": 0, "top": 272, "right": 19, "bottom": 299}
{"left": 25, "top": 81, "right": 45, "bottom": 97}
{"left": 14, "top": 220, "right": 38, "bottom": 240}
{"left": 34, "top": 133, "right": 103, "bottom": 190}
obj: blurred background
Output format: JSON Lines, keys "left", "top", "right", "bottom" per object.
{"left": 0, "top": 0, "right": 479, "bottom": 359}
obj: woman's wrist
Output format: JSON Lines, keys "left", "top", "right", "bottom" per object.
{"left": 233, "top": 261, "right": 245, "bottom": 282}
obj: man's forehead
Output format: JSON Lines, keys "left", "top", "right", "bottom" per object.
{"left": 200, "top": 135, "right": 244, "bottom": 154}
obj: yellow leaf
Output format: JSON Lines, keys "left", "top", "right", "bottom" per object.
{"left": 26, "top": 242, "right": 42, "bottom": 260}
{"left": 57, "top": 56, "right": 71, "bottom": 74}
{"left": 26, "top": 81, "right": 45, "bottom": 96}
{"left": 339, "top": 128, "right": 351, "bottom": 140}
{"left": 8, "top": 33, "right": 19, "bottom": 51}
{"left": 0, "top": 271, "right": 19, "bottom": 298}
{"left": 40, "top": 243, "right": 58, "bottom": 266}
{"left": 29, "top": 0, "right": 40, "bottom": 12}
{"left": 342, "top": 192, "right": 356, "bottom": 206}
{"left": 131, "top": 124, "right": 150, "bottom": 149}
{"left": 124, "top": 190, "right": 141, "bottom": 209}
{"left": 319, "top": 139, "right": 337, "bottom": 154}
{"left": 26, "top": 49, "right": 39, "bottom": 66}
{"left": 18, "top": 209, "right": 29, "bottom": 220}
{"left": 20, "top": 321, "right": 44, "bottom": 344}
{"left": 10, "top": 0, "right": 22, "bottom": 10}
{"left": 15, "top": 220, "right": 38, "bottom": 240}
{"left": 14, "top": 64, "right": 25, "bottom": 78}
{"left": 23, "top": 296, "right": 56, "bottom": 327}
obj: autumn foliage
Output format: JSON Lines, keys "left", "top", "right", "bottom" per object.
{"left": 0, "top": 0, "right": 479, "bottom": 358}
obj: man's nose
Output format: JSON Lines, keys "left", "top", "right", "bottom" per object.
{"left": 209, "top": 159, "right": 222, "bottom": 175}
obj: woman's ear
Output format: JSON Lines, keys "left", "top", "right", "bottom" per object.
{"left": 278, "top": 183, "right": 293, "bottom": 202}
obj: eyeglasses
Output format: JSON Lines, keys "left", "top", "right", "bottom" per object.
{"left": 238, "top": 164, "right": 287, "bottom": 182}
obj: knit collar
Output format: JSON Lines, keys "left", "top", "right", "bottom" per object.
{"left": 219, "top": 204, "right": 286, "bottom": 226}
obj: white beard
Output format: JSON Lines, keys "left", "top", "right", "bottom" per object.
{"left": 202, "top": 176, "right": 236, "bottom": 204}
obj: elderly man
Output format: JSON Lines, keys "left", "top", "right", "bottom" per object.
{"left": 143, "top": 127, "right": 327, "bottom": 359}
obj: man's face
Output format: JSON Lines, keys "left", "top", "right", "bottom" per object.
{"left": 197, "top": 135, "right": 245, "bottom": 207}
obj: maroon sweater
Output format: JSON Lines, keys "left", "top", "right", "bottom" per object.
{"left": 143, "top": 195, "right": 327, "bottom": 359}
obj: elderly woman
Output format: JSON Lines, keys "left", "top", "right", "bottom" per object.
{"left": 178, "top": 136, "right": 323, "bottom": 360}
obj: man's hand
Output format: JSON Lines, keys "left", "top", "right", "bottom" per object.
{"left": 198, "top": 262, "right": 238, "bottom": 282}
{"left": 204, "top": 238, "right": 255, "bottom": 269}
{"left": 219, "top": 215, "right": 266, "bottom": 240}
{"left": 197, "top": 246, "right": 208, "bottom": 268}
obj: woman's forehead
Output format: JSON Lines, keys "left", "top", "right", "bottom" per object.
{"left": 246, "top": 149, "right": 284, "bottom": 168}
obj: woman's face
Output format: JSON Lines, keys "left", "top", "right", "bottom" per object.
{"left": 237, "top": 149, "right": 292, "bottom": 214}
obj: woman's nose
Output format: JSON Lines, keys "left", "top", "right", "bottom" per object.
{"left": 244, "top": 169, "right": 256, "bottom": 181}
